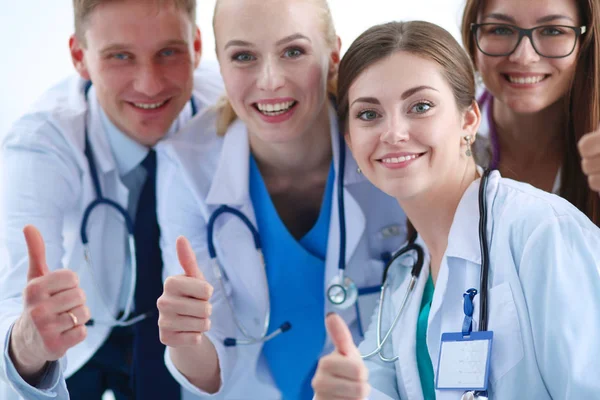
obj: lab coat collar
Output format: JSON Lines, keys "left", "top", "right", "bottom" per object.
{"left": 427, "top": 170, "right": 501, "bottom": 373}
{"left": 444, "top": 170, "right": 501, "bottom": 264}
{"left": 205, "top": 101, "right": 367, "bottom": 206}
{"left": 205, "top": 118, "right": 251, "bottom": 206}
{"left": 390, "top": 235, "right": 431, "bottom": 400}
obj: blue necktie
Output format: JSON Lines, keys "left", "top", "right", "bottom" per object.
{"left": 132, "top": 150, "right": 180, "bottom": 398}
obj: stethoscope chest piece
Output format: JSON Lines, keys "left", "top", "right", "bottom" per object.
{"left": 327, "top": 275, "right": 358, "bottom": 309}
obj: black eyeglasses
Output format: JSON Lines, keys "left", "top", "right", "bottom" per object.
{"left": 471, "top": 23, "right": 587, "bottom": 58}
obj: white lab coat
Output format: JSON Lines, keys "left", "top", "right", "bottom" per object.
{"left": 361, "top": 171, "right": 600, "bottom": 400}
{"left": 155, "top": 103, "right": 408, "bottom": 399}
{"left": 0, "top": 65, "right": 224, "bottom": 400}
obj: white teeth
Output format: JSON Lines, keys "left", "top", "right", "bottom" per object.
{"left": 507, "top": 75, "right": 545, "bottom": 84}
{"left": 381, "top": 154, "right": 420, "bottom": 164}
{"left": 256, "top": 101, "right": 296, "bottom": 115}
{"left": 133, "top": 101, "right": 167, "bottom": 109}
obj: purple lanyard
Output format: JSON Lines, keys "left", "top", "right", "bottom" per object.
{"left": 477, "top": 90, "right": 501, "bottom": 170}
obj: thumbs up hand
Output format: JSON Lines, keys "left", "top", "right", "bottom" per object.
{"left": 158, "top": 236, "right": 214, "bottom": 347}
{"left": 312, "top": 313, "right": 371, "bottom": 400}
{"left": 579, "top": 129, "right": 600, "bottom": 193}
{"left": 9, "top": 225, "right": 90, "bottom": 383}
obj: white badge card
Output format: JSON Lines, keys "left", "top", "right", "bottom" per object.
{"left": 435, "top": 331, "right": 493, "bottom": 391}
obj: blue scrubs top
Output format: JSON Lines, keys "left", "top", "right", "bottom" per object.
{"left": 249, "top": 155, "right": 335, "bottom": 400}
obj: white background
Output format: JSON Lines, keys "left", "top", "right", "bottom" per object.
{"left": 0, "top": 0, "right": 467, "bottom": 137}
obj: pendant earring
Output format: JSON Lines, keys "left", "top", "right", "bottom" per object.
{"left": 357, "top": 167, "right": 362, "bottom": 174}
{"left": 475, "top": 71, "right": 483, "bottom": 86}
{"left": 464, "top": 135, "right": 473, "bottom": 157}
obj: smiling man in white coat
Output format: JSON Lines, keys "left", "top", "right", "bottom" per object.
{"left": 0, "top": 0, "right": 223, "bottom": 399}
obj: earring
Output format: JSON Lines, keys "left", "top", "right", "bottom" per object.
{"left": 475, "top": 71, "right": 483, "bottom": 86}
{"left": 464, "top": 135, "right": 473, "bottom": 157}
{"left": 357, "top": 167, "right": 362, "bottom": 174}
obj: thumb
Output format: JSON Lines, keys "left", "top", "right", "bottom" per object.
{"left": 176, "top": 236, "right": 204, "bottom": 279}
{"left": 326, "top": 313, "right": 358, "bottom": 357}
{"left": 23, "top": 225, "right": 49, "bottom": 281}
{"left": 578, "top": 129, "right": 600, "bottom": 157}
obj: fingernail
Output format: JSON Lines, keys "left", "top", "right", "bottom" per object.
{"left": 326, "top": 312, "right": 335, "bottom": 317}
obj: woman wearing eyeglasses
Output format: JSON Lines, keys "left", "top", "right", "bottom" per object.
{"left": 462, "top": 0, "right": 600, "bottom": 226}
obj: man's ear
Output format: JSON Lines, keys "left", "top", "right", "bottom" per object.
{"left": 193, "top": 26, "right": 202, "bottom": 68}
{"left": 69, "top": 35, "right": 91, "bottom": 80}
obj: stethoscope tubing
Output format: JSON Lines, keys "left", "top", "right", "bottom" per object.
{"left": 209, "top": 131, "right": 350, "bottom": 346}
{"left": 361, "top": 170, "right": 492, "bottom": 365}
{"left": 80, "top": 81, "right": 197, "bottom": 327}
{"left": 360, "top": 242, "right": 424, "bottom": 361}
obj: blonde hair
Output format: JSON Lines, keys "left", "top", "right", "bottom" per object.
{"left": 73, "top": 0, "right": 196, "bottom": 46}
{"left": 212, "top": 0, "right": 339, "bottom": 136}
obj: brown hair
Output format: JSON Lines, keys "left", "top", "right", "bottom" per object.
{"left": 73, "top": 0, "right": 197, "bottom": 46}
{"left": 337, "top": 20, "right": 476, "bottom": 132}
{"left": 461, "top": 0, "right": 600, "bottom": 225}
{"left": 337, "top": 21, "right": 477, "bottom": 243}
{"left": 212, "top": 0, "right": 339, "bottom": 136}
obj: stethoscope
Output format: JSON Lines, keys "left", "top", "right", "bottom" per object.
{"left": 361, "top": 169, "right": 493, "bottom": 400}
{"left": 208, "top": 130, "right": 381, "bottom": 347}
{"left": 81, "top": 81, "right": 197, "bottom": 327}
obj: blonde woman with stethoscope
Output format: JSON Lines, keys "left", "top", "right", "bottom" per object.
{"left": 311, "top": 21, "right": 600, "bottom": 400}
{"left": 153, "top": 0, "right": 407, "bottom": 399}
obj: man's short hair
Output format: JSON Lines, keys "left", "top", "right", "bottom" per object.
{"left": 73, "top": 0, "right": 197, "bottom": 46}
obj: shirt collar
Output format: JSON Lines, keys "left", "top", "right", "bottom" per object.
{"left": 99, "top": 108, "right": 149, "bottom": 178}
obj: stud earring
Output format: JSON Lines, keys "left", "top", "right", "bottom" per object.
{"left": 464, "top": 135, "right": 473, "bottom": 157}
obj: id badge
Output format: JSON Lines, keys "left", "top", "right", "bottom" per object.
{"left": 435, "top": 331, "right": 493, "bottom": 391}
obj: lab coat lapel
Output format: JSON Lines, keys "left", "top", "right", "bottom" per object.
{"left": 426, "top": 173, "right": 501, "bottom": 400}
{"left": 84, "top": 86, "right": 129, "bottom": 212}
{"left": 75, "top": 85, "right": 130, "bottom": 320}
{"left": 86, "top": 87, "right": 119, "bottom": 177}
{"left": 205, "top": 119, "right": 250, "bottom": 206}
{"left": 426, "top": 257, "right": 481, "bottom": 383}
{"left": 205, "top": 120, "right": 270, "bottom": 320}
{"left": 390, "top": 247, "right": 429, "bottom": 400}
{"left": 435, "top": 171, "right": 502, "bottom": 336}
{"left": 428, "top": 176, "right": 488, "bottom": 343}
